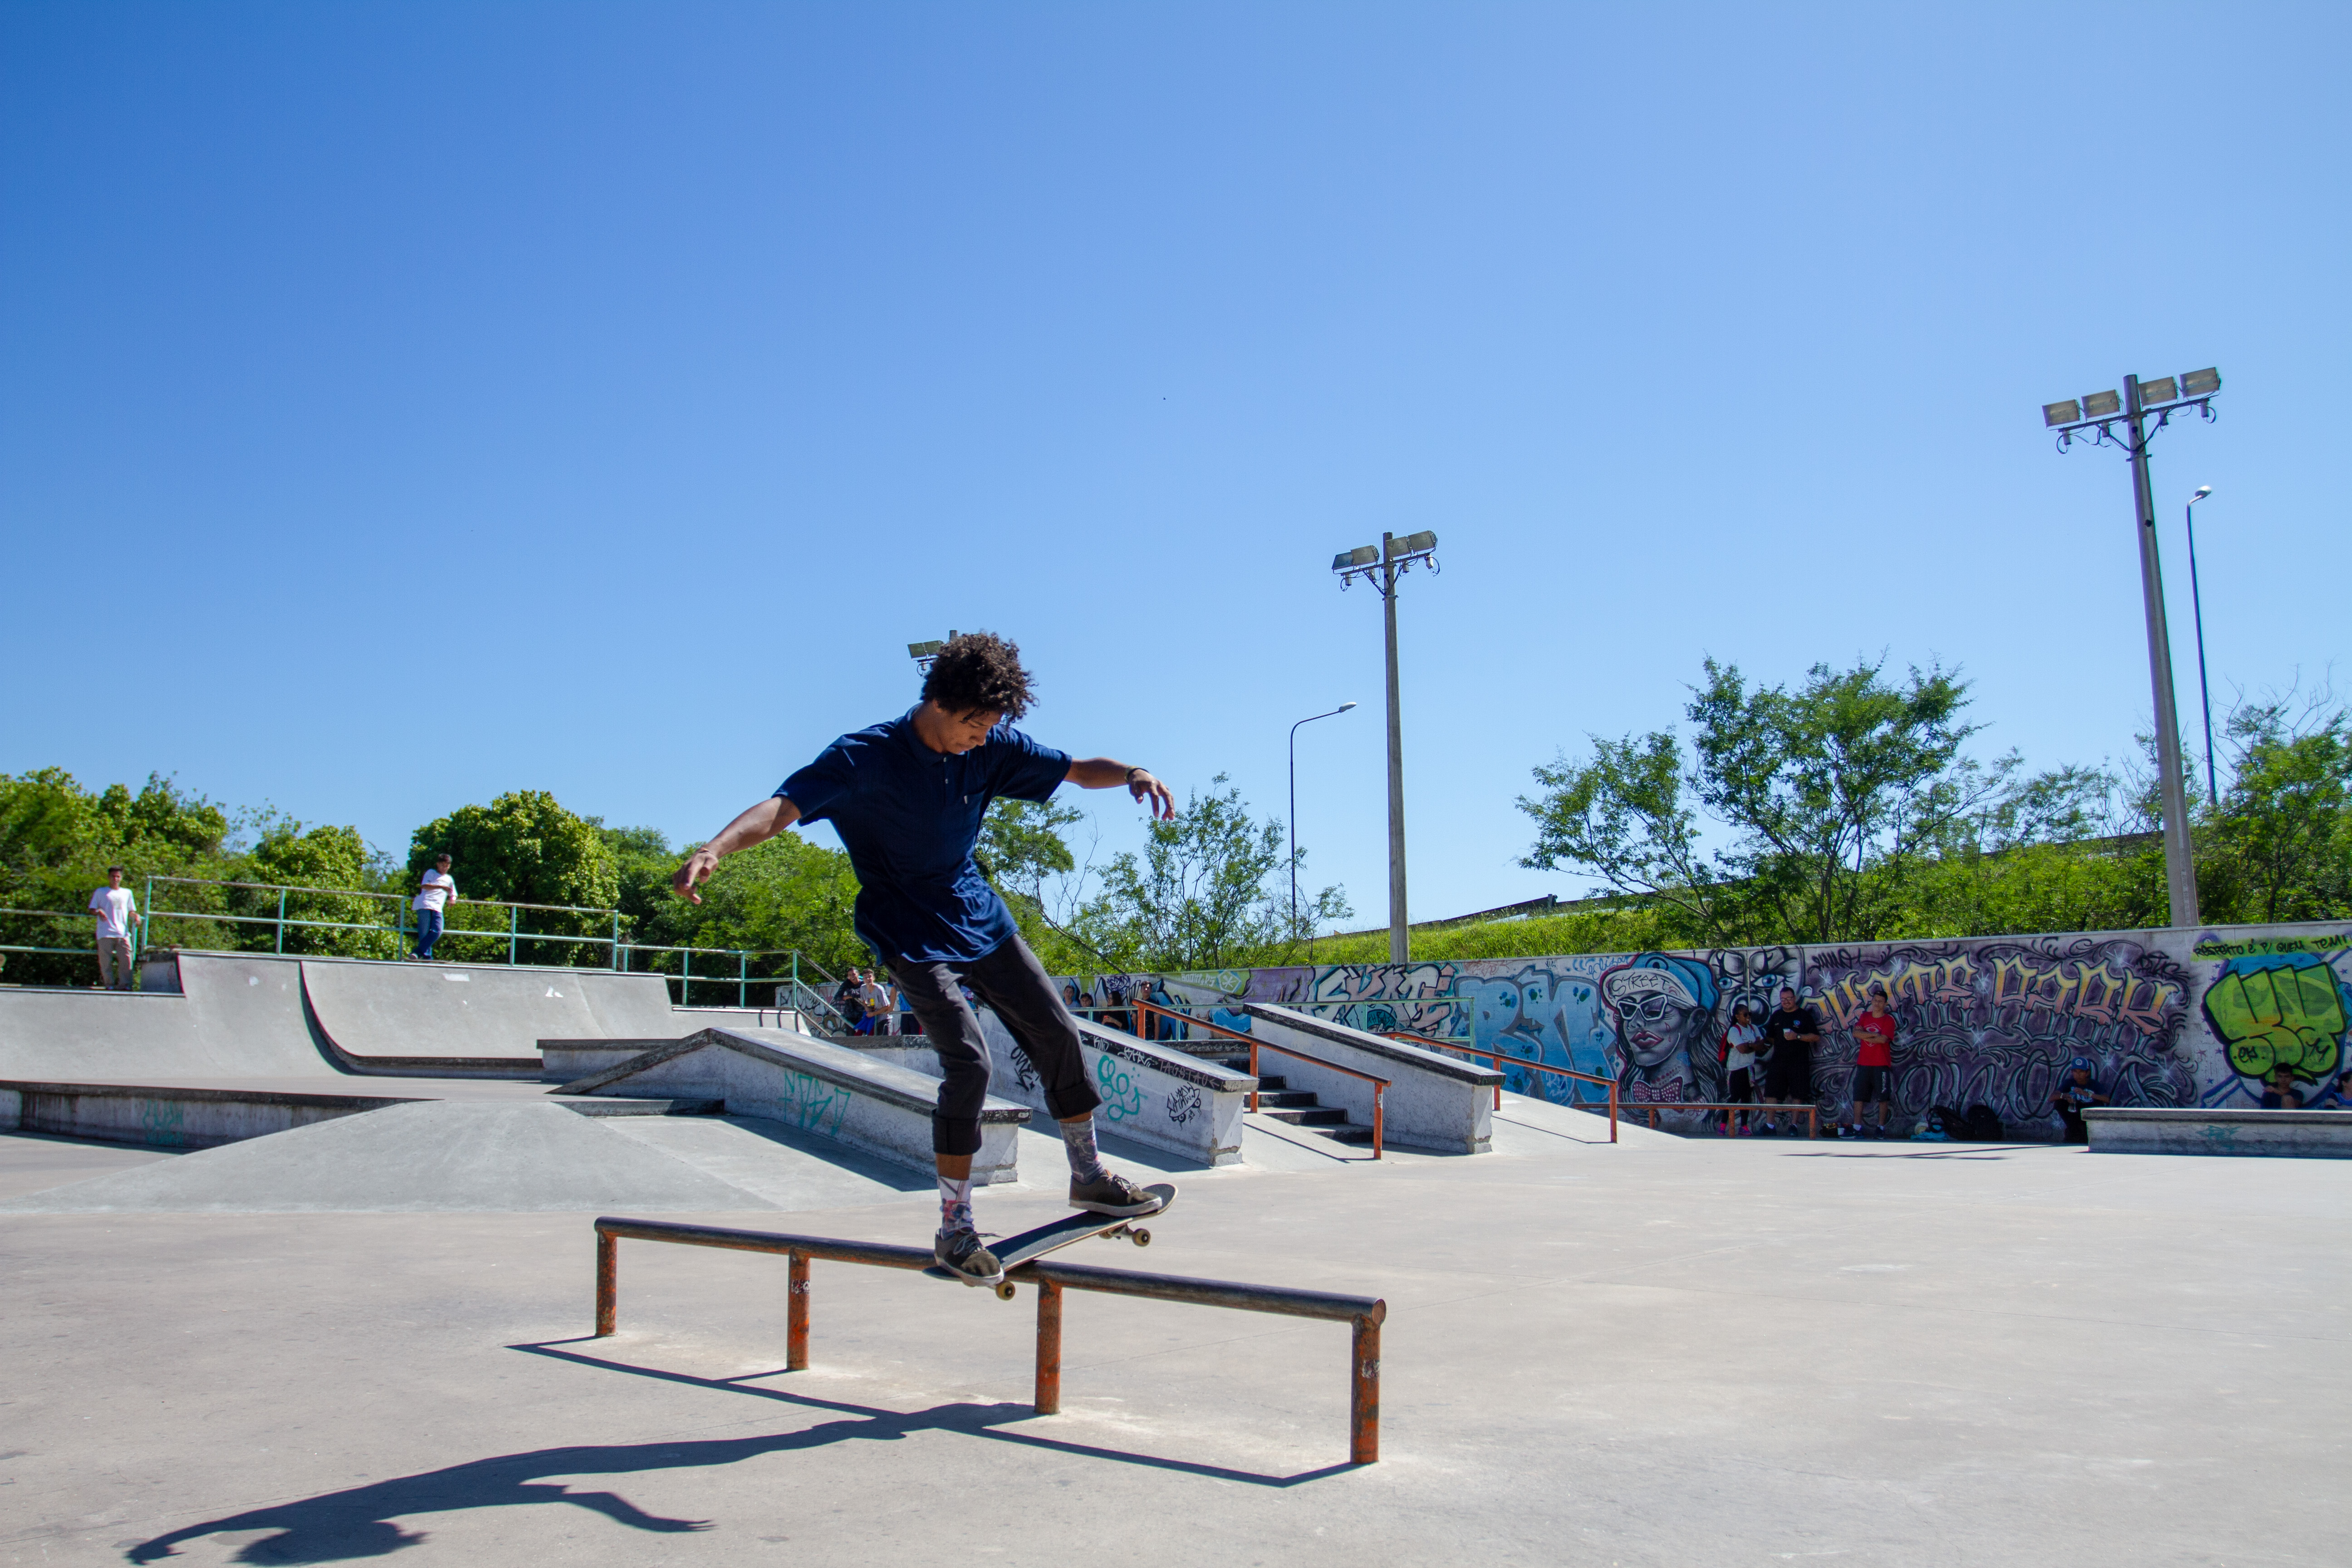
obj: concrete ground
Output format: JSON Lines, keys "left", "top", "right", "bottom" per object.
{"left": 0, "top": 1097, "right": 2344, "bottom": 1567}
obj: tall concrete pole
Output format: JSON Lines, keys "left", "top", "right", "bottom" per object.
{"left": 1381, "top": 532, "right": 1409, "bottom": 962}
{"left": 2124, "top": 374, "right": 2201, "bottom": 929}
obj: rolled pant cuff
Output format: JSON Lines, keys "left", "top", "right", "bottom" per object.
{"left": 931, "top": 1113, "right": 983, "bottom": 1158}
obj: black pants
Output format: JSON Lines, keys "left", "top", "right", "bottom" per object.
{"left": 887, "top": 934, "right": 1102, "bottom": 1157}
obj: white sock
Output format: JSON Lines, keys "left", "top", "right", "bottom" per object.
{"left": 937, "top": 1174, "right": 973, "bottom": 1234}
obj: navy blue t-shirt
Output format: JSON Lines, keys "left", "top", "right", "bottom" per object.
{"left": 777, "top": 710, "right": 1071, "bottom": 966}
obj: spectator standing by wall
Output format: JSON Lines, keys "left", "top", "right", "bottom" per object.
{"left": 2047, "top": 1056, "right": 2108, "bottom": 1143}
{"left": 87, "top": 867, "right": 142, "bottom": 990}
{"left": 1720, "top": 1001, "right": 1764, "bottom": 1136}
{"left": 1759, "top": 986, "right": 1823, "bottom": 1137}
{"left": 409, "top": 853, "right": 459, "bottom": 961}
{"left": 1845, "top": 987, "right": 1898, "bottom": 1139}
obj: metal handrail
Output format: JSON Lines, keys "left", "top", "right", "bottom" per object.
{"left": 1385, "top": 1030, "right": 1619, "bottom": 1145}
{"left": 592, "top": 1215, "right": 1386, "bottom": 1465}
{"left": 1127, "top": 998, "right": 1387, "bottom": 1159}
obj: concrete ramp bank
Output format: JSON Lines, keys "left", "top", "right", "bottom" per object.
{"left": 2087, "top": 1107, "right": 2352, "bottom": 1157}
{"left": 862, "top": 1014, "right": 1254, "bottom": 1166}
{"left": 297, "top": 958, "right": 678, "bottom": 1076}
{"left": 0, "top": 954, "right": 333, "bottom": 1080}
{"left": 557, "top": 1026, "right": 1030, "bottom": 1183}
{"left": 1238, "top": 1003, "right": 1500, "bottom": 1154}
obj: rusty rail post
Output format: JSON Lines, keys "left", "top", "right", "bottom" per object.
{"left": 1350, "top": 1314, "right": 1381, "bottom": 1465}
{"left": 1371, "top": 1083, "right": 1384, "bottom": 1160}
{"left": 1034, "top": 1277, "right": 1063, "bottom": 1415}
{"left": 595, "top": 1229, "right": 618, "bottom": 1336}
{"left": 787, "top": 1250, "right": 811, "bottom": 1371}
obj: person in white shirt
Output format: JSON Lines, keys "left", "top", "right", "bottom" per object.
{"left": 863, "top": 974, "right": 899, "bottom": 1036}
{"left": 1720, "top": 1000, "right": 1765, "bottom": 1136}
{"left": 88, "top": 866, "right": 142, "bottom": 990}
{"left": 410, "top": 853, "right": 459, "bottom": 961}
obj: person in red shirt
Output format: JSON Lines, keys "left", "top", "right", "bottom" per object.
{"left": 1846, "top": 986, "right": 1897, "bottom": 1139}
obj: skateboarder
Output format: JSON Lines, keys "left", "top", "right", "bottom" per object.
{"left": 671, "top": 631, "right": 1175, "bottom": 1287}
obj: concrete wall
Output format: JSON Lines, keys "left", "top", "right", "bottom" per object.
{"left": 0, "top": 1082, "right": 403, "bottom": 1150}
{"left": 2086, "top": 1107, "right": 2352, "bottom": 1158}
{"left": 1238, "top": 1004, "right": 1498, "bottom": 1154}
{"left": 1054, "top": 919, "right": 2352, "bottom": 1140}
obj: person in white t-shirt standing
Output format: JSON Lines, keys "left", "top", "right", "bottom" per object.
{"left": 88, "top": 866, "right": 143, "bottom": 990}
{"left": 410, "top": 853, "right": 459, "bottom": 961}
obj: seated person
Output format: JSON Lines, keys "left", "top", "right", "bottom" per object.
{"left": 2048, "top": 1056, "right": 2108, "bottom": 1144}
{"left": 2257, "top": 1065, "right": 2306, "bottom": 1109}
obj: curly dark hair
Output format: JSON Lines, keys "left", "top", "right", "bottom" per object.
{"left": 921, "top": 631, "right": 1036, "bottom": 719}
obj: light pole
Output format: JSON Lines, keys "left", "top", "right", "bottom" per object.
{"left": 1289, "top": 701, "right": 1357, "bottom": 947}
{"left": 2043, "top": 368, "right": 2221, "bottom": 929}
{"left": 1332, "top": 530, "right": 1439, "bottom": 962}
{"left": 2185, "top": 486, "right": 2217, "bottom": 808}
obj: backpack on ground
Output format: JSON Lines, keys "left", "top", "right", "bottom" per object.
{"left": 1960, "top": 1103, "right": 2004, "bottom": 1142}
{"left": 1915, "top": 1104, "right": 1963, "bottom": 1141}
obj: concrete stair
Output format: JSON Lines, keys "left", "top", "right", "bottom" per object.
{"left": 1220, "top": 1066, "right": 1377, "bottom": 1147}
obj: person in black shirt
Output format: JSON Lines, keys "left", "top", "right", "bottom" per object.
{"left": 1759, "top": 985, "right": 1822, "bottom": 1137}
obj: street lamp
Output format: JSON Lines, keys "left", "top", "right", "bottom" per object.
{"left": 1289, "top": 702, "right": 1357, "bottom": 949}
{"left": 1332, "top": 530, "right": 1440, "bottom": 961}
{"left": 2186, "top": 486, "right": 2217, "bottom": 808}
{"left": 908, "top": 634, "right": 955, "bottom": 676}
{"left": 2043, "top": 368, "right": 2222, "bottom": 928}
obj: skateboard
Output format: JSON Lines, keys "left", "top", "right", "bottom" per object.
{"left": 924, "top": 1183, "right": 1178, "bottom": 1301}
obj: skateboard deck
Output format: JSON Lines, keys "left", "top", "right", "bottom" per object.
{"left": 924, "top": 1183, "right": 1178, "bottom": 1300}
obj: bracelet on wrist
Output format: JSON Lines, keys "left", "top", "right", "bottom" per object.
{"left": 1125, "top": 766, "right": 1148, "bottom": 784}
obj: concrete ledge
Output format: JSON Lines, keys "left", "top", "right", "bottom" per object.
{"left": 867, "top": 1014, "right": 1256, "bottom": 1166}
{"left": 0, "top": 1080, "right": 412, "bottom": 1151}
{"left": 553, "top": 1026, "right": 1029, "bottom": 1183}
{"left": 1238, "top": 1003, "right": 1499, "bottom": 1155}
{"left": 2086, "top": 1107, "right": 2352, "bottom": 1158}
{"left": 539, "top": 1039, "right": 680, "bottom": 1084}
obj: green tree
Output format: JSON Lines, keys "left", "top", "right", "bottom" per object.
{"left": 1077, "top": 774, "right": 1349, "bottom": 971}
{"left": 236, "top": 812, "right": 392, "bottom": 956}
{"left": 409, "top": 791, "right": 619, "bottom": 965}
{"left": 2204, "top": 693, "right": 2352, "bottom": 923}
{"left": 1521, "top": 657, "right": 2008, "bottom": 945}
{"left": 0, "top": 769, "right": 238, "bottom": 982}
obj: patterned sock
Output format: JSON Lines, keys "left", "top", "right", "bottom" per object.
{"left": 1059, "top": 1117, "right": 1108, "bottom": 1183}
{"left": 937, "top": 1174, "right": 973, "bottom": 1235}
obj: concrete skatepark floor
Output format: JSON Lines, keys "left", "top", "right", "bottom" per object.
{"left": 1, "top": 1101, "right": 2345, "bottom": 1567}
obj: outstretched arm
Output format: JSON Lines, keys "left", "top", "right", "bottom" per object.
{"left": 672, "top": 797, "right": 803, "bottom": 903}
{"left": 1066, "top": 758, "right": 1175, "bottom": 820}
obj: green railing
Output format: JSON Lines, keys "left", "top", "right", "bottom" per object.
{"left": 0, "top": 876, "right": 853, "bottom": 1018}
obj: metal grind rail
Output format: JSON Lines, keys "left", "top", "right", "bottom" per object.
{"left": 592, "top": 1216, "right": 1387, "bottom": 1465}
{"left": 1126, "top": 997, "right": 1388, "bottom": 1159}
{"left": 1383, "top": 1029, "right": 1621, "bottom": 1144}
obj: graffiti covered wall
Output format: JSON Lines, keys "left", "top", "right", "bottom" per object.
{"left": 1060, "top": 920, "right": 2352, "bottom": 1138}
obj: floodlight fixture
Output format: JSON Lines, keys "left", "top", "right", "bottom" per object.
{"left": 2139, "top": 376, "right": 2180, "bottom": 406}
{"left": 2082, "top": 389, "right": 2122, "bottom": 419}
{"left": 907, "top": 640, "right": 946, "bottom": 660}
{"left": 2181, "top": 367, "right": 2222, "bottom": 397}
{"left": 1396, "top": 529, "right": 1438, "bottom": 555}
{"left": 1333, "top": 545, "right": 1379, "bottom": 573}
{"left": 2043, "top": 399, "right": 2082, "bottom": 427}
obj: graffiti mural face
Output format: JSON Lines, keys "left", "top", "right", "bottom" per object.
{"left": 1598, "top": 954, "right": 1723, "bottom": 1104}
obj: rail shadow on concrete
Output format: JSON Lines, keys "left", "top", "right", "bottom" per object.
{"left": 515, "top": 1338, "right": 1360, "bottom": 1487}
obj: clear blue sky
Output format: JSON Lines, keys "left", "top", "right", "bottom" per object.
{"left": 4, "top": 4, "right": 2345, "bottom": 926}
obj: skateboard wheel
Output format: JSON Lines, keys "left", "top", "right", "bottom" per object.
{"left": 1131, "top": 1228, "right": 1151, "bottom": 1247}
{"left": 995, "top": 1281, "right": 1017, "bottom": 1301}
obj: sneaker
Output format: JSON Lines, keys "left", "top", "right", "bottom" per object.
{"left": 933, "top": 1227, "right": 1004, "bottom": 1288}
{"left": 1068, "top": 1169, "right": 1165, "bottom": 1217}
